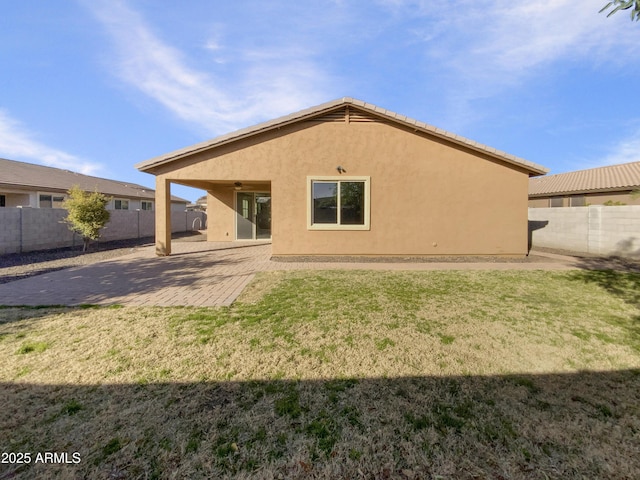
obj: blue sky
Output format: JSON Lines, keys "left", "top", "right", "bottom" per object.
{"left": 1, "top": 0, "right": 639, "bottom": 202}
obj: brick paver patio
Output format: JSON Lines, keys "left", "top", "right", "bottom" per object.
{"left": 0, "top": 242, "right": 579, "bottom": 307}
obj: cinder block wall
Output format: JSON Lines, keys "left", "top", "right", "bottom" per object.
{"left": 140, "top": 211, "right": 156, "bottom": 238}
{"left": 0, "top": 209, "right": 22, "bottom": 255}
{"left": 102, "top": 211, "right": 145, "bottom": 242}
{"left": 529, "top": 206, "right": 640, "bottom": 257}
{"left": 21, "top": 208, "right": 76, "bottom": 252}
{"left": 0, "top": 208, "right": 207, "bottom": 254}
{"left": 169, "top": 211, "right": 206, "bottom": 233}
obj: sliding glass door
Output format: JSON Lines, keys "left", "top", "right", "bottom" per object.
{"left": 255, "top": 193, "right": 271, "bottom": 239}
{"left": 236, "top": 192, "right": 271, "bottom": 240}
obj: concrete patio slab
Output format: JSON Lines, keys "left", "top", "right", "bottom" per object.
{"left": 0, "top": 242, "right": 582, "bottom": 307}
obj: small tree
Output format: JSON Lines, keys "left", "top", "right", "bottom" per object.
{"left": 63, "top": 185, "right": 111, "bottom": 252}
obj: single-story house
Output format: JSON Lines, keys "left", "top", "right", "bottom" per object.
{"left": 185, "top": 195, "right": 207, "bottom": 212}
{"left": 0, "top": 158, "right": 188, "bottom": 211}
{"left": 136, "top": 97, "right": 548, "bottom": 256}
{"left": 529, "top": 161, "right": 640, "bottom": 207}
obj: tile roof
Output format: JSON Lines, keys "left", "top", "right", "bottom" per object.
{"left": 136, "top": 97, "right": 548, "bottom": 176}
{"left": 0, "top": 158, "right": 188, "bottom": 202}
{"left": 529, "top": 161, "right": 640, "bottom": 196}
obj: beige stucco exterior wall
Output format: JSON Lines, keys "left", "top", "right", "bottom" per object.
{"left": 155, "top": 177, "right": 172, "bottom": 256}
{"left": 206, "top": 188, "right": 234, "bottom": 241}
{"left": 155, "top": 120, "right": 531, "bottom": 256}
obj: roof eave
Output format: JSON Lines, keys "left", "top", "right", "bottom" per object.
{"left": 136, "top": 99, "right": 351, "bottom": 173}
{"left": 529, "top": 186, "right": 640, "bottom": 197}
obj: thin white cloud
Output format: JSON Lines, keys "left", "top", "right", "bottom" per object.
{"left": 557, "top": 125, "right": 640, "bottom": 172}
{"left": 0, "top": 109, "right": 103, "bottom": 175}
{"left": 83, "top": 0, "right": 239, "bottom": 132}
{"left": 452, "top": 1, "right": 636, "bottom": 77}
{"left": 80, "top": 0, "right": 639, "bottom": 141}
{"left": 378, "top": 0, "right": 639, "bottom": 126}
{"left": 601, "top": 130, "right": 640, "bottom": 166}
{"left": 81, "top": 0, "right": 334, "bottom": 135}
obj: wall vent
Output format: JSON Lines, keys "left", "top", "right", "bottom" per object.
{"left": 308, "top": 107, "right": 382, "bottom": 124}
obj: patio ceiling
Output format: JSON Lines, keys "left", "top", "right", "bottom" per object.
{"left": 170, "top": 179, "right": 271, "bottom": 191}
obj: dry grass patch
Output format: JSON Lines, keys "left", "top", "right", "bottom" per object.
{"left": 1, "top": 270, "right": 639, "bottom": 479}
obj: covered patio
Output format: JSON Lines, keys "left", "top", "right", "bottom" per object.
{"left": 154, "top": 179, "right": 271, "bottom": 256}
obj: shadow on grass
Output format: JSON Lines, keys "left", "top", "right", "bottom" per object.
{"left": 1, "top": 370, "right": 639, "bottom": 479}
{"left": 569, "top": 258, "right": 640, "bottom": 346}
{"left": 572, "top": 270, "right": 640, "bottom": 308}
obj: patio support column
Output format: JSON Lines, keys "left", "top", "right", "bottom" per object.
{"left": 155, "top": 177, "right": 172, "bottom": 256}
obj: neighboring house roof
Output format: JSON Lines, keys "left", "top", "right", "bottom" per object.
{"left": 0, "top": 158, "right": 188, "bottom": 203}
{"left": 529, "top": 161, "right": 640, "bottom": 197}
{"left": 136, "top": 97, "right": 548, "bottom": 177}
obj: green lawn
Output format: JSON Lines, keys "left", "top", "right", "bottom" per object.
{"left": 1, "top": 270, "right": 639, "bottom": 479}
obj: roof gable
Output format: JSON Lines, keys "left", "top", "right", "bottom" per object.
{"left": 136, "top": 97, "right": 548, "bottom": 176}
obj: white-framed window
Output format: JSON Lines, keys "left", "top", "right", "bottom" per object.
{"left": 307, "top": 176, "right": 370, "bottom": 230}
{"left": 141, "top": 201, "right": 153, "bottom": 211}
{"left": 114, "top": 199, "right": 129, "bottom": 210}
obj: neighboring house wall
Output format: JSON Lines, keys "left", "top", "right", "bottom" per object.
{"left": 106, "top": 199, "right": 186, "bottom": 212}
{"left": 529, "top": 197, "right": 551, "bottom": 208}
{"left": 0, "top": 189, "right": 187, "bottom": 211}
{"left": 0, "top": 208, "right": 206, "bottom": 255}
{"left": 1, "top": 191, "right": 31, "bottom": 207}
{"left": 107, "top": 198, "right": 186, "bottom": 212}
{"left": 156, "top": 120, "right": 531, "bottom": 256}
{"left": 528, "top": 206, "right": 640, "bottom": 258}
{"left": 529, "top": 191, "right": 640, "bottom": 207}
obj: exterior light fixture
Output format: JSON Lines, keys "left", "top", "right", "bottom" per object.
{"left": 336, "top": 166, "right": 346, "bottom": 174}
{"left": 234, "top": 182, "right": 243, "bottom": 191}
